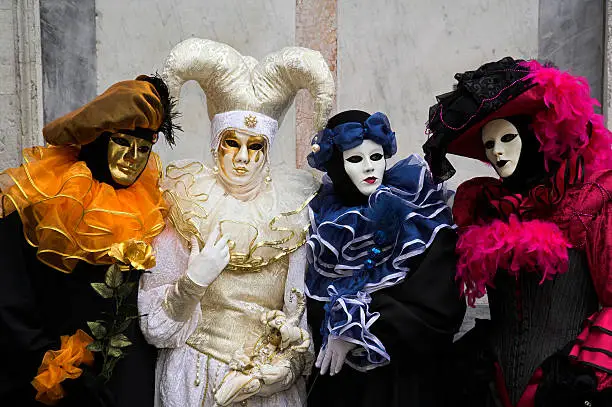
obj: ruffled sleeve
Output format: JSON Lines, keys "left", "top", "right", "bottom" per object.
{"left": 452, "top": 176, "right": 500, "bottom": 227}
{"left": 325, "top": 288, "right": 390, "bottom": 371}
{"left": 306, "top": 156, "right": 457, "bottom": 371}
{"left": 569, "top": 170, "right": 612, "bottom": 389}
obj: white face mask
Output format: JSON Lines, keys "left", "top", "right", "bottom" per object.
{"left": 481, "top": 119, "right": 523, "bottom": 178}
{"left": 342, "top": 139, "right": 386, "bottom": 196}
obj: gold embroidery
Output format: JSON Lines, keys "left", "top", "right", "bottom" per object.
{"left": 163, "top": 160, "right": 316, "bottom": 271}
{"left": 186, "top": 258, "right": 289, "bottom": 363}
{"left": 244, "top": 115, "right": 258, "bottom": 128}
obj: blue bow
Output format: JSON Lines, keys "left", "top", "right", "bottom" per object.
{"left": 307, "top": 112, "right": 397, "bottom": 172}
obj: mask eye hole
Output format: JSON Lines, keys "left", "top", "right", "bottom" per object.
{"left": 248, "top": 143, "right": 263, "bottom": 151}
{"left": 501, "top": 133, "right": 518, "bottom": 143}
{"left": 138, "top": 145, "right": 151, "bottom": 154}
{"left": 484, "top": 140, "right": 495, "bottom": 150}
{"left": 111, "top": 136, "right": 130, "bottom": 147}
{"left": 225, "top": 139, "right": 240, "bottom": 148}
{"left": 370, "top": 153, "right": 383, "bottom": 161}
{"left": 346, "top": 155, "right": 363, "bottom": 163}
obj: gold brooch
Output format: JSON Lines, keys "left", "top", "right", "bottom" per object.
{"left": 244, "top": 115, "right": 258, "bottom": 128}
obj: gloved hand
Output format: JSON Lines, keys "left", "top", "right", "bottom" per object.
{"left": 260, "top": 310, "right": 311, "bottom": 352}
{"left": 186, "top": 226, "right": 230, "bottom": 287}
{"left": 315, "top": 335, "right": 356, "bottom": 376}
{"left": 214, "top": 370, "right": 262, "bottom": 406}
{"left": 257, "top": 359, "right": 294, "bottom": 397}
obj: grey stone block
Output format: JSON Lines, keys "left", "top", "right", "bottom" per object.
{"left": 40, "top": 0, "right": 96, "bottom": 123}
{"left": 539, "top": 0, "right": 604, "bottom": 104}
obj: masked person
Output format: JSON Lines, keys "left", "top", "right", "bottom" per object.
{"left": 137, "top": 38, "right": 335, "bottom": 406}
{"left": 0, "top": 75, "right": 179, "bottom": 407}
{"left": 424, "top": 57, "right": 612, "bottom": 406}
{"left": 304, "top": 110, "right": 466, "bottom": 406}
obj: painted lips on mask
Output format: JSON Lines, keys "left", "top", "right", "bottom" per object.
{"left": 364, "top": 177, "right": 378, "bottom": 184}
{"left": 233, "top": 166, "right": 249, "bottom": 175}
{"left": 497, "top": 160, "right": 509, "bottom": 168}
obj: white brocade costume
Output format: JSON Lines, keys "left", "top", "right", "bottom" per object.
{"left": 139, "top": 162, "right": 318, "bottom": 407}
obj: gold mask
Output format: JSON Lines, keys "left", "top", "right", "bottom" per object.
{"left": 217, "top": 130, "right": 267, "bottom": 187}
{"left": 107, "top": 133, "right": 153, "bottom": 186}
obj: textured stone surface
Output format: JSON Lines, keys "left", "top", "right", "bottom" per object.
{"left": 0, "top": 0, "right": 48, "bottom": 170}
{"left": 337, "top": 0, "right": 538, "bottom": 190}
{"left": 0, "top": 96, "right": 21, "bottom": 169}
{"left": 0, "top": 9, "right": 15, "bottom": 96}
{"left": 0, "top": 10, "right": 14, "bottom": 67}
{"left": 539, "top": 0, "right": 604, "bottom": 105}
{"left": 40, "top": 0, "right": 96, "bottom": 123}
{"left": 0, "top": 62, "right": 16, "bottom": 95}
{"left": 295, "top": 0, "right": 337, "bottom": 169}
{"left": 0, "top": 5, "right": 19, "bottom": 170}
{"left": 16, "top": 0, "right": 44, "bottom": 149}
{"left": 96, "top": 0, "right": 296, "bottom": 167}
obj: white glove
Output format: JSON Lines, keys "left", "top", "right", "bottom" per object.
{"left": 186, "top": 226, "right": 230, "bottom": 287}
{"left": 257, "top": 360, "right": 294, "bottom": 397}
{"left": 315, "top": 335, "right": 357, "bottom": 376}
{"left": 261, "top": 311, "right": 311, "bottom": 352}
{"left": 214, "top": 371, "right": 261, "bottom": 406}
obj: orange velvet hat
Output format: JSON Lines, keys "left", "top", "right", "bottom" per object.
{"left": 43, "top": 75, "right": 179, "bottom": 146}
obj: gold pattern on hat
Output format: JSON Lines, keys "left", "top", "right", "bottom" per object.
{"left": 244, "top": 115, "right": 258, "bottom": 128}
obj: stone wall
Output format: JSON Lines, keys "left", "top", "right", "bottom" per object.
{"left": 40, "top": 0, "right": 96, "bottom": 123}
{"left": 96, "top": 0, "right": 297, "bottom": 167}
{"left": 0, "top": 0, "right": 43, "bottom": 171}
{"left": 0, "top": 0, "right": 21, "bottom": 170}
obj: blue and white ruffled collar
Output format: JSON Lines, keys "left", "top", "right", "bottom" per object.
{"left": 306, "top": 155, "right": 455, "bottom": 301}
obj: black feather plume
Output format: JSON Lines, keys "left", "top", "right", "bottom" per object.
{"left": 137, "top": 73, "right": 182, "bottom": 147}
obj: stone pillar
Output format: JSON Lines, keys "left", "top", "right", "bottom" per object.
{"left": 40, "top": 0, "right": 96, "bottom": 124}
{"left": 16, "top": 0, "right": 44, "bottom": 148}
{"left": 295, "top": 0, "right": 338, "bottom": 169}
{"left": 0, "top": 0, "right": 44, "bottom": 171}
{"left": 539, "top": 0, "right": 604, "bottom": 107}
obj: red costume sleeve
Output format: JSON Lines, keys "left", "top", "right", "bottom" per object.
{"left": 569, "top": 171, "right": 612, "bottom": 390}
{"left": 452, "top": 177, "right": 499, "bottom": 227}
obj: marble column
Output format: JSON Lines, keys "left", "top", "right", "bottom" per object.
{"left": 0, "top": 0, "right": 43, "bottom": 171}
{"left": 295, "top": 0, "right": 338, "bottom": 169}
{"left": 538, "top": 0, "right": 604, "bottom": 107}
{"left": 0, "top": 0, "right": 20, "bottom": 170}
{"left": 40, "top": 0, "right": 97, "bottom": 123}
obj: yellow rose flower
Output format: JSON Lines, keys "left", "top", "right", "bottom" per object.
{"left": 108, "top": 240, "right": 156, "bottom": 270}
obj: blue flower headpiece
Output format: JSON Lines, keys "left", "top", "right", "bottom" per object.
{"left": 307, "top": 112, "right": 397, "bottom": 172}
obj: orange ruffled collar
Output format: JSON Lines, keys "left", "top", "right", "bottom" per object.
{"left": 0, "top": 145, "right": 167, "bottom": 272}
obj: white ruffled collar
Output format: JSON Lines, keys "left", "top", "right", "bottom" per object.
{"left": 162, "top": 160, "right": 318, "bottom": 270}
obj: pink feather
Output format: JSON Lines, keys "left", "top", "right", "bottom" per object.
{"left": 456, "top": 215, "right": 571, "bottom": 307}
{"left": 518, "top": 61, "right": 612, "bottom": 176}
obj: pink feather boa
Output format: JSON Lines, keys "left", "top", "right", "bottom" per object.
{"left": 456, "top": 215, "right": 571, "bottom": 307}
{"left": 521, "top": 60, "right": 612, "bottom": 176}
